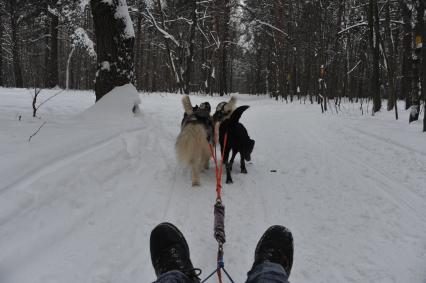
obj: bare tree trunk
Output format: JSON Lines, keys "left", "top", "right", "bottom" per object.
{"left": 0, "top": 12, "right": 3, "bottom": 87}
{"left": 66, "top": 47, "right": 75, "bottom": 90}
{"left": 154, "top": 0, "right": 181, "bottom": 93}
{"left": 219, "top": 0, "right": 230, "bottom": 96}
{"left": 135, "top": 12, "right": 143, "bottom": 91}
{"left": 289, "top": 1, "right": 299, "bottom": 102}
{"left": 330, "top": 0, "right": 345, "bottom": 103}
{"left": 399, "top": 1, "right": 412, "bottom": 110}
{"left": 184, "top": 0, "right": 197, "bottom": 94}
{"left": 384, "top": 2, "right": 398, "bottom": 119}
{"left": 9, "top": 0, "right": 23, "bottom": 88}
{"left": 422, "top": 6, "right": 426, "bottom": 132}
{"left": 410, "top": 0, "right": 424, "bottom": 123}
{"left": 43, "top": 21, "right": 50, "bottom": 87}
{"left": 368, "top": 0, "right": 381, "bottom": 113}
{"left": 144, "top": 30, "right": 152, "bottom": 91}
{"left": 90, "top": 0, "right": 135, "bottom": 101}
{"left": 229, "top": 43, "right": 234, "bottom": 93}
{"left": 274, "top": 0, "right": 285, "bottom": 99}
{"left": 47, "top": 13, "right": 59, "bottom": 88}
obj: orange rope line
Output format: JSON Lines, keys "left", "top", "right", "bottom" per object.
{"left": 209, "top": 133, "right": 228, "bottom": 201}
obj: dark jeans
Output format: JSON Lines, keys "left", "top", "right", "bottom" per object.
{"left": 154, "top": 262, "right": 289, "bottom": 283}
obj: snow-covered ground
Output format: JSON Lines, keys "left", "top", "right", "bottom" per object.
{"left": 0, "top": 87, "right": 425, "bottom": 283}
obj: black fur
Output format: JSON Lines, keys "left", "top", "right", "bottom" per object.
{"left": 218, "top": 105, "right": 255, "bottom": 184}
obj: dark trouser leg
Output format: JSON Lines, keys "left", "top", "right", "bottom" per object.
{"left": 153, "top": 270, "right": 196, "bottom": 283}
{"left": 245, "top": 262, "right": 289, "bottom": 283}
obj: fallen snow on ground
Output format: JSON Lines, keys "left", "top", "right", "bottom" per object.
{"left": 0, "top": 87, "right": 425, "bottom": 283}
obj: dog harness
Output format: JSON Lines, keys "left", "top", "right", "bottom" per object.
{"left": 181, "top": 109, "right": 214, "bottom": 144}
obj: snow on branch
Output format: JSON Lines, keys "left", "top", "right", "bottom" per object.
{"left": 146, "top": 9, "right": 180, "bottom": 47}
{"left": 115, "top": 0, "right": 135, "bottom": 39}
{"left": 101, "top": 0, "right": 113, "bottom": 5}
{"left": 72, "top": 28, "right": 96, "bottom": 58}
{"left": 347, "top": 60, "right": 362, "bottom": 75}
{"left": 196, "top": 0, "right": 213, "bottom": 5}
{"left": 164, "top": 17, "right": 193, "bottom": 25}
{"left": 47, "top": 5, "right": 61, "bottom": 17}
{"left": 99, "top": 0, "right": 134, "bottom": 39}
{"left": 25, "top": 34, "right": 52, "bottom": 44}
{"left": 338, "top": 22, "right": 368, "bottom": 35}
{"left": 80, "top": 0, "right": 89, "bottom": 11}
{"left": 197, "top": 23, "right": 211, "bottom": 45}
{"left": 255, "top": 20, "right": 288, "bottom": 37}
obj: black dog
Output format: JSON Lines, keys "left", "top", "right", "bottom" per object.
{"left": 216, "top": 105, "right": 255, "bottom": 184}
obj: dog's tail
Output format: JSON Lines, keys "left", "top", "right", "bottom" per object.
{"left": 182, "top": 95, "right": 193, "bottom": 115}
{"left": 175, "top": 124, "right": 209, "bottom": 166}
{"left": 229, "top": 105, "right": 250, "bottom": 124}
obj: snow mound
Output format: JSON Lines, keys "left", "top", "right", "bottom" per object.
{"left": 79, "top": 84, "right": 141, "bottom": 123}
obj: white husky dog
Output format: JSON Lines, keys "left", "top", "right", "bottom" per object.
{"left": 176, "top": 96, "right": 212, "bottom": 186}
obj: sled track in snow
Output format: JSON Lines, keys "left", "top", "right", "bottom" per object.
{"left": 0, "top": 126, "right": 151, "bottom": 228}
{"left": 301, "top": 124, "right": 426, "bottom": 225}
{"left": 0, "top": 125, "right": 148, "bottom": 195}
{"left": 346, "top": 126, "right": 426, "bottom": 157}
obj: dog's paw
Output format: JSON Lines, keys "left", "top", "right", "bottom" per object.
{"left": 241, "top": 168, "right": 248, "bottom": 174}
{"left": 226, "top": 163, "right": 233, "bottom": 172}
{"left": 226, "top": 178, "right": 233, "bottom": 184}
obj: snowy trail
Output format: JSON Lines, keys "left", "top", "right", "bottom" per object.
{"left": 0, "top": 125, "right": 148, "bottom": 194}
{"left": 301, "top": 117, "right": 426, "bottom": 224}
{"left": 0, "top": 90, "right": 425, "bottom": 283}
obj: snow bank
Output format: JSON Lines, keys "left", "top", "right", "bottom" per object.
{"left": 80, "top": 84, "right": 141, "bottom": 123}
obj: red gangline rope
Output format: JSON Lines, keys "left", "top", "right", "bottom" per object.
{"left": 209, "top": 133, "right": 228, "bottom": 201}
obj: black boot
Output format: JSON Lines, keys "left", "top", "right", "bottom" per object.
{"left": 252, "top": 225, "right": 294, "bottom": 276}
{"left": 150, "top": 222, "right": 201, "bottom": 282}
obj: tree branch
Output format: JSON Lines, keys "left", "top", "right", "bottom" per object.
{"left": 28, "top": 122, "right": 47, "bottom": 142}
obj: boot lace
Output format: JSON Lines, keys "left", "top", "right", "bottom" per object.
{"left": 156, "top": 247, "right": 202, "bottom": 282}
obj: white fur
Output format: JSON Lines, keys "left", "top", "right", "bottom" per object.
{"left": 176, "top": 96, "right": 211, "bottom": 186}
{"left": 222, "top": 96, "right": 236, "bottom": 121}
{"left": 182, "top": 95, "right": 193, "bottom": 115}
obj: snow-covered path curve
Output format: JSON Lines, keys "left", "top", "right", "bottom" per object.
{"left": 0, "top": 90, "right": 425, "bottom": 283}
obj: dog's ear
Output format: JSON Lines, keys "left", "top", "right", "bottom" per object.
{"left": 182, "top": 95, "right": 193, "bottom": 115}
{"left": 215, "top": 101, "right": 227, "bottom": 113}
{"left": 224, "top": 96, "right": 236, "bottom": 113}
